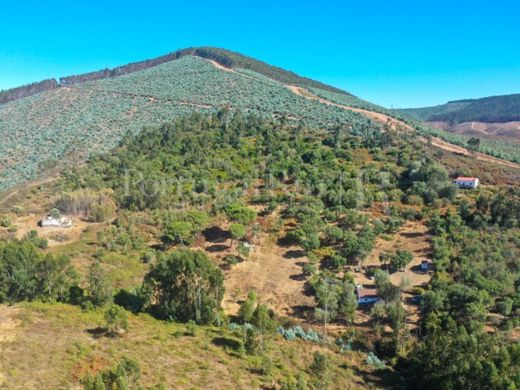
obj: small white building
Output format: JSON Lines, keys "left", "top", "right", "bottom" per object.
{"left": 41, "top": 216, "right": 72, "bottom": 228}
{"left": 455, "top": 177, "right": 479, "bottom": 189}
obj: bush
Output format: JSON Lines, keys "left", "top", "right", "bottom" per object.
{"left": 0, "top": 216, "right": 11, "bottom": 228}
{"left": 496, "top": 298, "right": 513, "bottom": 316}
{"left": 237, "top": 292, "right": 257, "bottom": 323}
{"left": 81, "top": 357, "right": 141, "bottom": 390}
{"left": 405, "top": 195, "right": 424, "bottom": 206}
{"left": 87, "top": 261, "right": 113, "bottom": 307}
{"left": 366, "top": 352, "right": 386, "bottom": 368}
{"left": 309, "top": 351, "right": 330, "bottom": 388}
{"left": 104, "top": 304, "right": 129, "bottom": 336}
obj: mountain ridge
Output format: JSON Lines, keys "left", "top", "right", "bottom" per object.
{"left": 397, "top": 93, "right": 520, "bottom": 123}
{"left": 0, "top": 47, "right": 354, "bottom": 106}
{"left": 0, "top": 53, "right": 380, "bottom": 191}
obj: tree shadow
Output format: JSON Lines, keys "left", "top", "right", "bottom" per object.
{"left": 203, "top": 226, "right": 230, "bottom": 243}
{"left": 86, "top": 326, "right": 108, "bottom": 339}
{"left": 401, "top": 231, "right": 423, "bottom": 239}
{"left": 276, "top": 235, "right": 297, "bottom": 247}
{"left": 410, "top": 264, "right": 427, "bottom": 273}
{"left": 212, "top": 336, "right": 243, "bottom": 357}
{"left": 206, "top": 244, "right": 229, "bottom": 253}
{"left": 150, "top": 242, "right": 167, "bottom": 251}
{"left": 290, "top": 304, "right": 314, "bottom": 320}
{"left": 284, "top": 249, "right": 305, "bottom": 259}
{"left": 290, "top": 273, "right": 306, "bottom": 281}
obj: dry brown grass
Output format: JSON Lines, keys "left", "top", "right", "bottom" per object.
{"left": 0, "top": 302, "right": 397, "bottom": 389}
{"left": 353, "top": 220, "right": 433, "bottom": 329}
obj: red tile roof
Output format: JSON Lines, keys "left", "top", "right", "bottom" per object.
{"left": 455, "top": 177, "right": 478, "bottom": 181}
{"left": 356, "top": 287, "right": 379, "bottom": 298}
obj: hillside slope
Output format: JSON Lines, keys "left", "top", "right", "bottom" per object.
{"left": 0, "top": 54, "right": 378, "bottom": 191}
{"left": 398, "top": 94, "right": 520, "bottom": 143}
{"left": 1, "top": 48, "right": 519, "bottom": 193}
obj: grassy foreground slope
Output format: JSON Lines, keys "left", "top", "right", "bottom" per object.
{"left": 0, "top": 55, "right": 378, "bottom": 192}
{"left": 2, "top": 302, "right": 394, "bottom": 389}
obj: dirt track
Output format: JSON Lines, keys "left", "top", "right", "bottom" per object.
{"left": 283, "top": 83, "right": 520, "bottom": 170}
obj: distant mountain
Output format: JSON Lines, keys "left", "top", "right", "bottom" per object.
{"left": 397, "top": 94, "right": 520, "bottom": 144}
{"left": 397, "top": 94, "right": 520, "bottom": 123}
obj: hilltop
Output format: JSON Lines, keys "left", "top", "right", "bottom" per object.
{"left": 0, "top": 48, "right": 380, "bottom": 191}
{"left": 1, "top": 47, "right": 519, "bottom": 193}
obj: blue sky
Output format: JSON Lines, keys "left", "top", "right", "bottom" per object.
{"left": 1, "top": 0, "right": 519, "bottom": 108}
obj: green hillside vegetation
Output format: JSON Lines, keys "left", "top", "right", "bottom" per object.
{"left": 0, "top": 55, "right": 377, "bottom": 191}
{"left": 398, "top": 93, "right": 520, "bottom": 123}
{"left": 1, "top": 48, "right": 519, "bottom": 193}
{"left": 1, "top": 111, "right": 518, "bottom": 388}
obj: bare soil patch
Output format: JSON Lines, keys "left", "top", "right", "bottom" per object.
{"left": 353, "top": 220, "right": 433, "bottom": 328}
{"left": 196, "top": 211, "right": 314, "bottom": 319}
{"left": 427, "top": 120, "right": 520, "bottom": 142}
{"left": 205, "top": 59, "right": 234, "bottom": 73}
{"left": 221, "top": 233, "right": 314, "bottom": 318}
{"left": 11, "top": 213, "right": 99, "bottom": 248}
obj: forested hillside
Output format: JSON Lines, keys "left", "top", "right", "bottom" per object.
{"left": 1, "top": 111, "right": 518, "bottom": 388}
{"left": 0, "top": 55, "right": 376, "bottom": 191}
{"left": 1, "top": 48, "right": 519, "bottom": 193}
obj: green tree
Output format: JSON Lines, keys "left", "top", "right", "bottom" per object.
{"left": 251, "top": 304, "right": 276, "bottom": 333}
{"left": 49, "top": 208, "right": 61, "bottom": 219}
{"left": 378, "top": 252, "right": 391, "bottom": 268}
{"left": 467, "top": 137, "right": 481, "bottom": 153}
{"left": 104, "top": 304, "right": 129, "bottom": 336}
{"left": 225, "top": 204, "right": 257, "bottom": 225}
{"left": 0, "top": 240, "right": 76, "bottom": 303}
{"left": 391, "top": 250, "right": 413, "bottom": 271}
{"left": 37, "top": 254, "right": 78, "bottom": 301}
{"left": 162, "top": 221, "right": 194, "bottom": 246}
{"left": 87, "top": 260, "right": 112, "bottom": 306}
{"left": 237, "top": 291, "right": 257, "bottom": 323}
{"left": 338, "top": 281, "right": 357, "bottom": 325}
{"left": 144, "top": 249, "right": 224, "bottom": 324}
{"left": 244, "top": 328, "right": 261, "bottom": 355}
{"left": 185, "top": 210, "right": 210, "bottom": 239}
{"left": 229, "top": 223, "right": 246, "bottom": 248}
{"left": 314, "top": 277, "right": 342, "bottom": 332}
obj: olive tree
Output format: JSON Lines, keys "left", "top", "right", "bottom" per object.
{"left": 144, "top": 249, "right": 224, "bottom": 324}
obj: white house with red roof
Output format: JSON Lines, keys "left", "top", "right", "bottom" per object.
{"left": 455, "top": 177, "right": 480, "bottom": 189}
